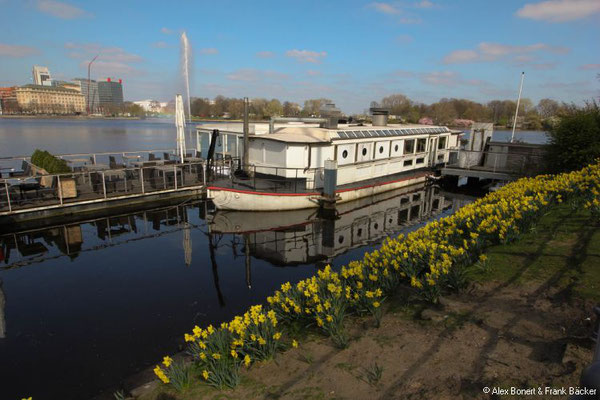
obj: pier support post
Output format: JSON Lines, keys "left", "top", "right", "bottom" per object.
{"left": 140, "top": 167, "right": 145, "bottom": 193}
{"left": 320, "top": 159, "right": 338, "bottom": 217}
{"left": 174, "top": 165, "right": 178, "bottom": 190}
{"left": 57, "top": 175, "right": 63, "bottom": 205}
{"left": 4, "top": 182, "right": 11, "bottom": 212}
{"left": 101, "top": 171, "right": 107, "bottom": 199}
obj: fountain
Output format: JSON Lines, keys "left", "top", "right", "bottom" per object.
{"left": 180, "top": 32, "right": 193, "bottom": 143}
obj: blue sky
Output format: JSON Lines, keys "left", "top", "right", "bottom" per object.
{"left": 1, "top": 0, "right": 599, "bottom": 113}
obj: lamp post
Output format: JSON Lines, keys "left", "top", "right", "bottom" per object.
{"left": 87, "top": 55, "right": 98, "bottom": 115}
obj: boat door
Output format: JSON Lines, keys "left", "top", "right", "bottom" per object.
{"left": 429, "top": 137, "right": 437, "bottom": 166}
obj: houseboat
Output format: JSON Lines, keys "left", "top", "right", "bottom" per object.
{"left": 199, "top": 107, "right": 462, "bottom": 211}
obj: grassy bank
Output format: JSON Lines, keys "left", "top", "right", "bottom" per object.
{"left": 135, "top": 203, "right": 599, "bottom": 399}
{"left": 125, "top": 162, "right": 600, "bottom": 399}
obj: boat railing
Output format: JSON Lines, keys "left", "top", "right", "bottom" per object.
{"left": 222, "top": 164, "right": 320, "bottom": 194}
{"left": 0, "top": 160, "right": 208, "bottom": 215}
{"left": 446, "top": 149, "right": 545, "bottom": 176}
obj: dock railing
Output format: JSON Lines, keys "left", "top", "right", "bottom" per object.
{"left": 0, "top": 160, "right": 208, "bottom": 215}
{"left": 446, "top": 149, "right": 546, "bottom": 177}
{"left": 213, "top": 163, "right": 319, "bottom": 194}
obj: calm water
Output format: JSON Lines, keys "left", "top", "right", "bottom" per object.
{"left": 0, "top": 118, "right": 548, "bottom": 158}
{"left": 0, "top": 185, "right": 467, "bottom": 399}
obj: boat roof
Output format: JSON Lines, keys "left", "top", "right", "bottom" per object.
{"left": 253, "top": 123, "right": 456, "bottom": 144}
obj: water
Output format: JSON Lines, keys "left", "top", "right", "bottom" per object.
{"left": 0, "top": 184, "right": 467, "bottom": 399}
{"left": 466, "top": 129, "right": 549, "bottom": 145}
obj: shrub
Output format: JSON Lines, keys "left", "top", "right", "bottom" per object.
{"left": 545, "top": 101, "right": 600, "bottom": 173}
{"left": 30, "top": 149, "right": 71, "bottom": 174}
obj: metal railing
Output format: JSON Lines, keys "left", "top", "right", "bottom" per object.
{"left": 0, "top": 160, "right": 208, "bottom": 214}
{"left": 215, "top": 163, "right": 319, "bottom": 194}
{"left": 446, "top": 149, "right": 545, "bottom": 177}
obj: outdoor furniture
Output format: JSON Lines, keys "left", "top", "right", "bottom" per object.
{"left": 163, "top": 153, "right": 171, "bottom": 161}
{"left": 109, "top": 156, "right": 125, "bottom": 169}
{"left": 149, "top": 153, "right": 160, "bottom": 161}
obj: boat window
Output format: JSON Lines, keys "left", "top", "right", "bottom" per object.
{"left": 362, "top": 130, "right": 371, "bottom": 137}
{"left": 379, "top": 146, "right": 384, "bottom": 154}
{"left": 394, "top": 144, "right": 399, "bottom": 152}
{"left": 417, "top": 138, "right": 427, "bottom": 152}
{"left": 403, "top": 159, "right": 413, "bottom": 166}
{"left": 342, "top": 150, "right": 348, "bottom": 159}
{"left": 362, "top": 147, "right": 368, "bottom": 156}
{"left": 347, "top": 131, "right": 357, "bottom": 138}
{"left": 416, "top": 157, "right": 425, "bottom": 164}
{"left": 383, "top": 130, "right": 390, "bottom": 135}
{"left": 338, "top": 132, "right": 348, "bottom": 139}
{"left": 404, "top": 139, "right": 415, "bottom": 153}
{"left": 438, "top": 137, "right": 447, "bottom": 149}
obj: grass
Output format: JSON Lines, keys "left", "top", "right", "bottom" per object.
{"left": 469, "top": 204, "right": 600, "bottom": 302}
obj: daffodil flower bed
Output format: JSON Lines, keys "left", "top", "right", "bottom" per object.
{"left": 154, "top": 161, "right": 600, "bottom": 390}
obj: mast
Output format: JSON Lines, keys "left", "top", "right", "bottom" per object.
{"left": 510, "top": 71, "right": 525, "bottom": 143}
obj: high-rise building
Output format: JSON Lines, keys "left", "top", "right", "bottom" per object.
{"left": 73, "top": 78, "right": 99, "bottom": 114}
{"left": 98, "top": 78, "right": 124, "bottom": 110}
{"left": 32, "top": 66, "right": 52, "bottom": 86}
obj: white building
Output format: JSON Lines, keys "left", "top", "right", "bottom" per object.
{"left": 32, "top": 66, "right": 52, "bottom": 86}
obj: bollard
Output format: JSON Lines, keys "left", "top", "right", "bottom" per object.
{"left": 320, "top": 159, "right": 338, "bottom": 217}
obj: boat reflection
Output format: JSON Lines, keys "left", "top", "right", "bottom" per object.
{"left": 208, "top": 183, "right": 455, "bottom": 267}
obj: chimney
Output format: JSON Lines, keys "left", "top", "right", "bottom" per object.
{"left": 370, "top": 107, "right": 390, "bottom": 126}
{"left": 320, "top": 103, "right": 341, "bottom": 129}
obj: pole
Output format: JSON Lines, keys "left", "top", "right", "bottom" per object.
{"left": 87, "top": 55, "right": 98, "bottom": 115}
{"left": 510, "top": 71, "right": 525, "bottom": 143}
{"left": 243, "top": 97, "right": 250, "bottom": 174}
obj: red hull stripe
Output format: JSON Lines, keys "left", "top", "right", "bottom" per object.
{"left": 207, "top": 172, "right": 430, "bottom": 197}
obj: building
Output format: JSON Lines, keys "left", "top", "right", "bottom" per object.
{"left": 51, "top": 80, "right": 82, "bottom": 93}
{"left": 32, "top": 66, "right": 52, "bottom": 86}
{"left": 73, "top": 78, "right": 99, "bottom": 114}
{"left": 15, "top": 84, "right": 85, "bottom": 114}
{"left": 0, "top": 87, "right": 19, "bottom": 114}
{"left": 133, "top": 99, "right": 167, "bottom": 113}
{"left": 98, "top": 78, "right": 124, "bottom": 111}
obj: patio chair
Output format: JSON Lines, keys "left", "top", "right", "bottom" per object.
{"left": 109, "top": 156, "right": 125, "bottom": 169}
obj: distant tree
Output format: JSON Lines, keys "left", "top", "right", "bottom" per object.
{"left": 282, "top": 101, "right": 300, "bottom": 117}
{"left": 537, "top": 98, "right": 560, "bottom": 119}
{"left": 301, "top": 98, "right": 332, "bottom": 117}
{"left": 191, "top": 98, "right": 211, "bottom": 117}
{"left": 545, "top": 101, "right": 600, "bottom": 173}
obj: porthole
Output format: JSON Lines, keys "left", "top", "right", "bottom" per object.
{"left": 379, "top": 146, "right": 384, "bottom": 154}
{"left": 357, "top": 228, "right": 362, "bottom": 237}
{"left": 394, "top": 144, "right": 399, "bottom": 152}
{"left": 342, "top": 150, "right": 348, "bottom": 159}
{"left": 362, "top": 148, "right": 367, "bottom": 156}
{"left": 338, "top": 235, "right": 344, "bottom": 244}
{"left": 374, "top": 223, "right": 379, "bottom": 230}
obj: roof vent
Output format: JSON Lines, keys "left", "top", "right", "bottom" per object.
{"left": 320, "top": 103, "right": 341, "bottom": 129}
{"left": 370, "top": 107, "right": 390, "bottom": 127}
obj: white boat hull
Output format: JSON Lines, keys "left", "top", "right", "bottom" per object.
{"left": 207, "top": 172, "right": 429, "bottom": 211}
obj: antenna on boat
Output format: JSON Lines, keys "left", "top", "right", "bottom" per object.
{"left": 510, "top": 71, "right": 525, "bottom": 143}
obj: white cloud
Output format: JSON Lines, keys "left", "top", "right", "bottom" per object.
{"left": 227, "top": 69, "right": 289, "bottom": 82}
{"left": 516, "top": 0, "right": 600, "bottom": 22}
{"left": 285, "top": 49, "right": 327, "bottom": 63}
{"left": 306, "top": 70, "right": 321, "bottom": 76}
{"left": 256, "top": 51, "right": 275, "bottom": 58}
{"left": 152, "top": 41, "right": 169, "bottom": 49}
{"left": 414, "top": 0, "right": 434, "bottom": 8}
{"left": 0, "top": 43, "right": 39, "bottom": 57}
{"left": 200, "top": 48, "right": 219, "bottom": 55}
{"left": 160, "top": 27, "right": 172, "bottom": 34}
{"left": 443, "top": 42, "right": 569, "bottom": 64}
{"left": 36, "top": 0, "right": 90, "bottom": 19}
{"left": 579, "top": 63, "right": 600, "bottom": 70}
{"left": 370, "top": 2, "right": 401, "bottom": 14}
{"left": 65, "top": 43, "right": 143, "bottom": 77}
{"left": 396, "top": 34, "right": 414, "bottom": 44}
{"left": 420, "top": 71, "right": 485, "bottom": 87}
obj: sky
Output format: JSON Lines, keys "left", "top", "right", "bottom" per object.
{"left": 0, "top": 0, "right": 599, "bottom": 114}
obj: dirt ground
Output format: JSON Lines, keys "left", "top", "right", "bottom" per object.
{"left": 136, "top": 206, "right": 599, "bottom": 400}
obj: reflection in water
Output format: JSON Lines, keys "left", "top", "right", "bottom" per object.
{"left": 0, "top": 182, "right": 469, "bottom": 399}
{"left": 0, "top": 279, "right": 5, "bottom": 338}
{"left": 209, "top": 184, "right": 451, "bottom": 267}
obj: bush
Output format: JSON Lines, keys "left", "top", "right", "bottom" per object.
{"left": 30, "top": 149, "right": 71, "bottom": 174}
{"left": 545, "top": 101, "right": 600, "bottom": 173}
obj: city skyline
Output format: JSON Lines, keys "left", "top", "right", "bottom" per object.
{"left": 1, "top": 0, "right": 599, "bottom": 113}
